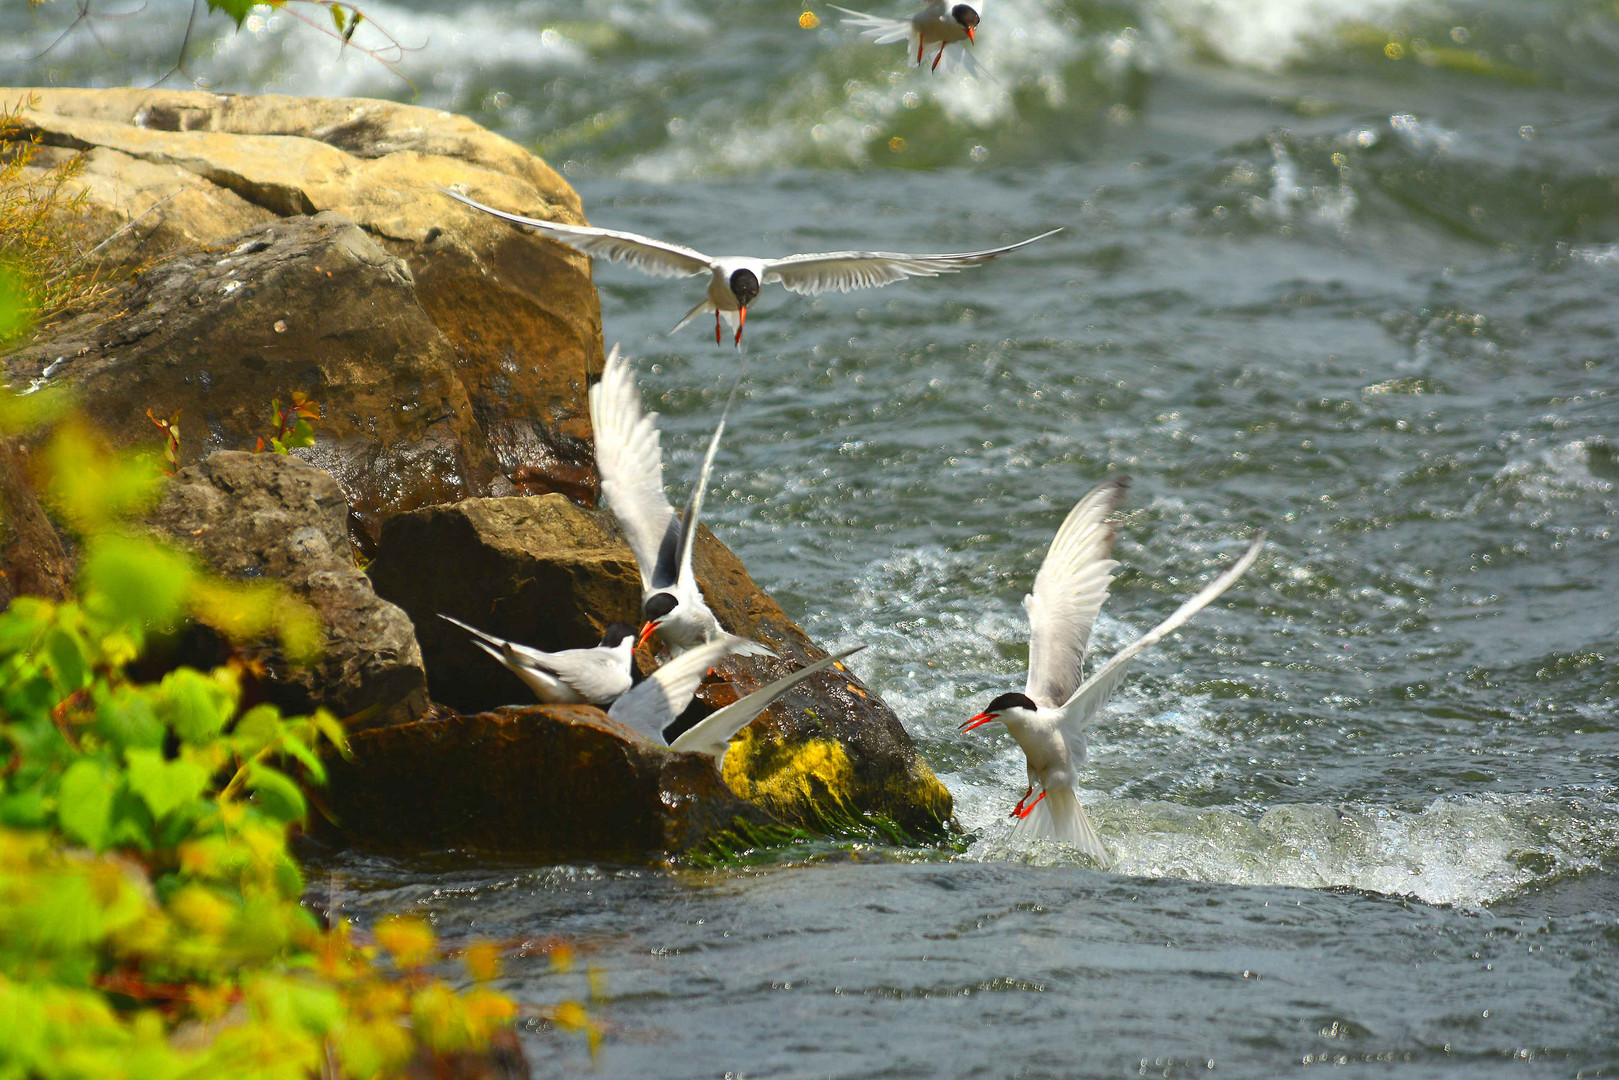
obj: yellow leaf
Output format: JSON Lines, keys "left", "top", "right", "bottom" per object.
{"left": 462, "top": 941, "right": 501, "bottom": 983}
{"left": 374, "top": 915, "right": 435, "bottom": 969}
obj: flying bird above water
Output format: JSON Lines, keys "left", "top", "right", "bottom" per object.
{"left": 959, "top": 477, "right": 1264, "bottom": 867}
{"left": 830, "top": 1, "right": 982, "bottom": 72}
{"left": 438, "top": 614, "right": 637, "bottom": 707}
{"left": 440, "top": 187, "right": 1059, "bottom": 347}
{"left": 589, "top": 345, "right": 773, "bottom": 660}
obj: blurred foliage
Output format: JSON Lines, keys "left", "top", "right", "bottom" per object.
{"left": 0, "top": 380, "right": 594, "bottom": 1073}
{"left": 0, "top": 92, "right": 108, "bottom": 347}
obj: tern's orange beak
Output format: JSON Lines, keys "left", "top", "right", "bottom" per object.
{"left": 734, "top": 306, "right": 747, "bottom": 347}
{"left": 965, "top": 26, "right": 975, "bottom": 43}
{"left": 960, "top": 711, "right": 996, "bottom": 733}
{"left": 636, "top": 620, "right": 659, "bottom": 648}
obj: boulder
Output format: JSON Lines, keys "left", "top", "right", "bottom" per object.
{"left": 150, "top": 450, "right": 427, "bottom": 729}
{"left": 368, "top": 495, "right": 954, "bottom": 838}
{"left": 1, "top": 86, "right": 606, "bottom": 536}
{"left": 315, "top": 705, "right": 778, "bottom": 859}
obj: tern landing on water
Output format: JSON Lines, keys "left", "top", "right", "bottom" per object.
{"left": 959, "top": 477, "right": 1265, "bottom": 867}
{"left": 589, "top": 345, "right": 773, "bottom": 660}
{"left": 439, "top": 187, "right": 1058, "bottom": 347}
{"left": 831, "top": 1, "right": 982, "bottom": 72}
{"left": 438, "top": 615, "right": 636, "bottom": 707}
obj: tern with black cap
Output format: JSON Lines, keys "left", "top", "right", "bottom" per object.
{"left": 830, "top": 1, "right": 982, "bottom": 72}
{"left": 439, "top": 186, "right": 1058, "bottom": 348}
{"left": 437, "top": 615, "right": 638, "bottom": 707}
{"left": 959, "top": 477, "right": 1265, "bottom": 866}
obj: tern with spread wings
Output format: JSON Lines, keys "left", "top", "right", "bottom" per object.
{"left": 589, "top": 345, "right": 772, "bottom": 660}
{"left": 440, "top": 187, "right": 1059, "bottom": 347}
{"left": 439, "top": 615, "right": 637, "bottom": 707}
{"left": 959, "top": 478, "right": 1264, "bottom": 866}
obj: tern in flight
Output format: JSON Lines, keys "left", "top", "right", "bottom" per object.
{"left": 831, "top": 1, "right": 982, "bottom": 72}
{"left": 590, "top": 345, "right": 773, "bottom": 659}
{"left": 440, "top": 187, "right": 1059, "bottom": 347}
{"left": 438, "top": 615, "right": 636, "bottom": 707}
{"left": 960, "top": 477, "right": 1264, "bottom": 866}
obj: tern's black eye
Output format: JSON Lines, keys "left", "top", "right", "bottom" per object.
{"left": 984, "top": 691, "right": 1036, "bottom": 714}
{"left": 729, "top": 268, "right": 761, "bottom": 307}
{"left": 951, "top": 4, "right": 980, "bottom": 29}
{"left": 644, "top": 593, "right": 679, "bottom": 621}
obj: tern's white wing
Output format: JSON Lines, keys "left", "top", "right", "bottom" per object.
{"left": 1057, "top": 534, "right": 1265, "bottom": 737}
{"left": 439, "top": 188, "right": 715, "bottom": 278}
{"left": 675, "top": 371, "right": 744, "bottom": 591}
{"left": 438, "top": 615, "right": 630, "bottom": 705}
{"left": 669, "top": 647, "right": 865, "bottom": 765}
{"left": 827, "top": 4, "right": 914, "bottom": 44}
{"left": 762, "top": 229, "right": 1061, "bottom": 295}
{"left": 606, "top": 635, "right": 755, "bottom": 743}
{"left": 1022, "top": 478, "right": 1130, "bottom": 711}
{"left": 590, "top": 346, "right": 681, "bottom": 592}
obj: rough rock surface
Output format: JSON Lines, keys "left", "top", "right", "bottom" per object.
{"left": 368, "top": 495, "right": 954, "bottom": 837}
{"left": 150, "top": 451, "right": 427, "bottom": 729}
{"left": 317, "top": 705, "right": 777, "bottom": 858}
{"left": 1, "top": 86, "right": 606, "bottom": 534}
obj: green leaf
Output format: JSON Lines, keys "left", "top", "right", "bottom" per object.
{"left": 94, "top": 685, "right": 165, "bottom": 750}
{"left": 0, "top": 260, "right": 36, "bottom": 347}
{"left": 44, "top": 626, "right": 88, "bottom": 693}
{"left": 284, "top": 418, "right": 316, "bottom": 449}
{"left": 279, "top": 731, "right": 327, "bottom": 786}
{"left": 231, "top": 704, "right": 283, "bottom": 757}
{"left": 126, "top": 748, "right": 211, "bottom": 821}
{"left": 157, "top": 668, "right": 236, "bottom": 745}
{"left": 204, "top": 0, "right": 256, "bottom": 28}
{"left": 81, "top": 535, "right": 193, "bottom": 632}
{"left": 329, "top": 2, "right": 345, "bottom": 32}
{"left": 57, "top": 759, "right": 115, "bottom": 849}
{"left": 246, "top": 762, "right": 305, "bottom": 822}
{"left": 0, "top": 788, "right": 49, "bottom": 827}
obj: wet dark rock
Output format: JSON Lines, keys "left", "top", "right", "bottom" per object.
{"left": 316, "top": 704, "right": 777, "bottom": 858}
{"left": 150, "top": 450, "right": 428, "bottom": 729}
{"left": 369, "top": 495, "right": 954, "bottom": 837}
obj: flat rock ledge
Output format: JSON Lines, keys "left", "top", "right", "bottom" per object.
{"left": 315, "top": 706, "right": 778, "bottom": 859}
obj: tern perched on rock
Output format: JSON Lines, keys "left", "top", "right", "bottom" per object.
{"left": 960, "top": 477, "right": 1264, "bottom": 866}
{"left": 438, "top": 615, "right": 637, "bottom": 707}
{"left": 831, "top": 1, "right": 982, "bottom": 72}
{"left": 440, "top": 187, "right": 1058, "bottom": 347}
{"left": 589, "top": 345, "right": 772, "bottom": 660}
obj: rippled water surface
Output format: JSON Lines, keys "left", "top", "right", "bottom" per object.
{"left": 8, "top": 0, "right": 1618, "bottom": 1074}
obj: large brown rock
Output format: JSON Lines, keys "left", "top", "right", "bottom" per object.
{"left": 368, "top": 495, "right": 954, "bottom": 838}
{"left": 1, "top": 87, "right": 605, "bottom": 536}
{"left": 150, "top": 450, "right": 427, "bottom": 729}
{"left": 316, "top": 705, "right": 778, "bottom": 859}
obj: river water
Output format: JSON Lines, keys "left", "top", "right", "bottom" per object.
{"left": 7, "top": 0, "right": 1618, "bottom": 1075}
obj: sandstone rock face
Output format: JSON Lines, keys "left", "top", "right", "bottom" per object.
{"left": 1, "top": 87, "right": 605, "bottom": 534}
{"left": 317, "top": 705, "right": 777, "bottom": 858}
{"left": 368, "top": 495, "right": 954, "bottom": 837}
{"left": 150, "top": 451, "right": 427, "bottom": 729}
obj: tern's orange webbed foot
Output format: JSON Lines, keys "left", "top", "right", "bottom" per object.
{"left": 1013, "top": 790, "right": 1046, "bottom": 819}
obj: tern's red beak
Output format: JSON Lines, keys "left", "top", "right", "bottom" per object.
{"left": 636, "top": 620, "right": 659, "bottom": 648}
{"left": 960, "top": 711, "right": 997, "bottom": 733}
{"left": 965, "top": 26, "right": 975, "bottom": 43}
{"left": 734, "top": 306, "right": 747, "bottom": 346}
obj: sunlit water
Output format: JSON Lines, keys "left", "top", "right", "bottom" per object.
{"left": 7, "top": 0, "right": 1618, "bottom": 1074}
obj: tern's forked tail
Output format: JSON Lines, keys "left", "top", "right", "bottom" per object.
{"left": 1009, "top": 784, "right": 1111, "bottom": 867}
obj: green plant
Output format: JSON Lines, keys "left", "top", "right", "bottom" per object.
{"left": 0, "top": 92, "right": 104, "bottom": 346}
{"left": 0, "top": 384, "right": 592, "bottom": 1076}
{"left": 255, "top": 393, "right": 321, "bottom": 456}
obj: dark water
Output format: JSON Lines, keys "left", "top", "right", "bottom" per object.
{"left": 8, "top": 0, "right": 1618, "bottom": 1074}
